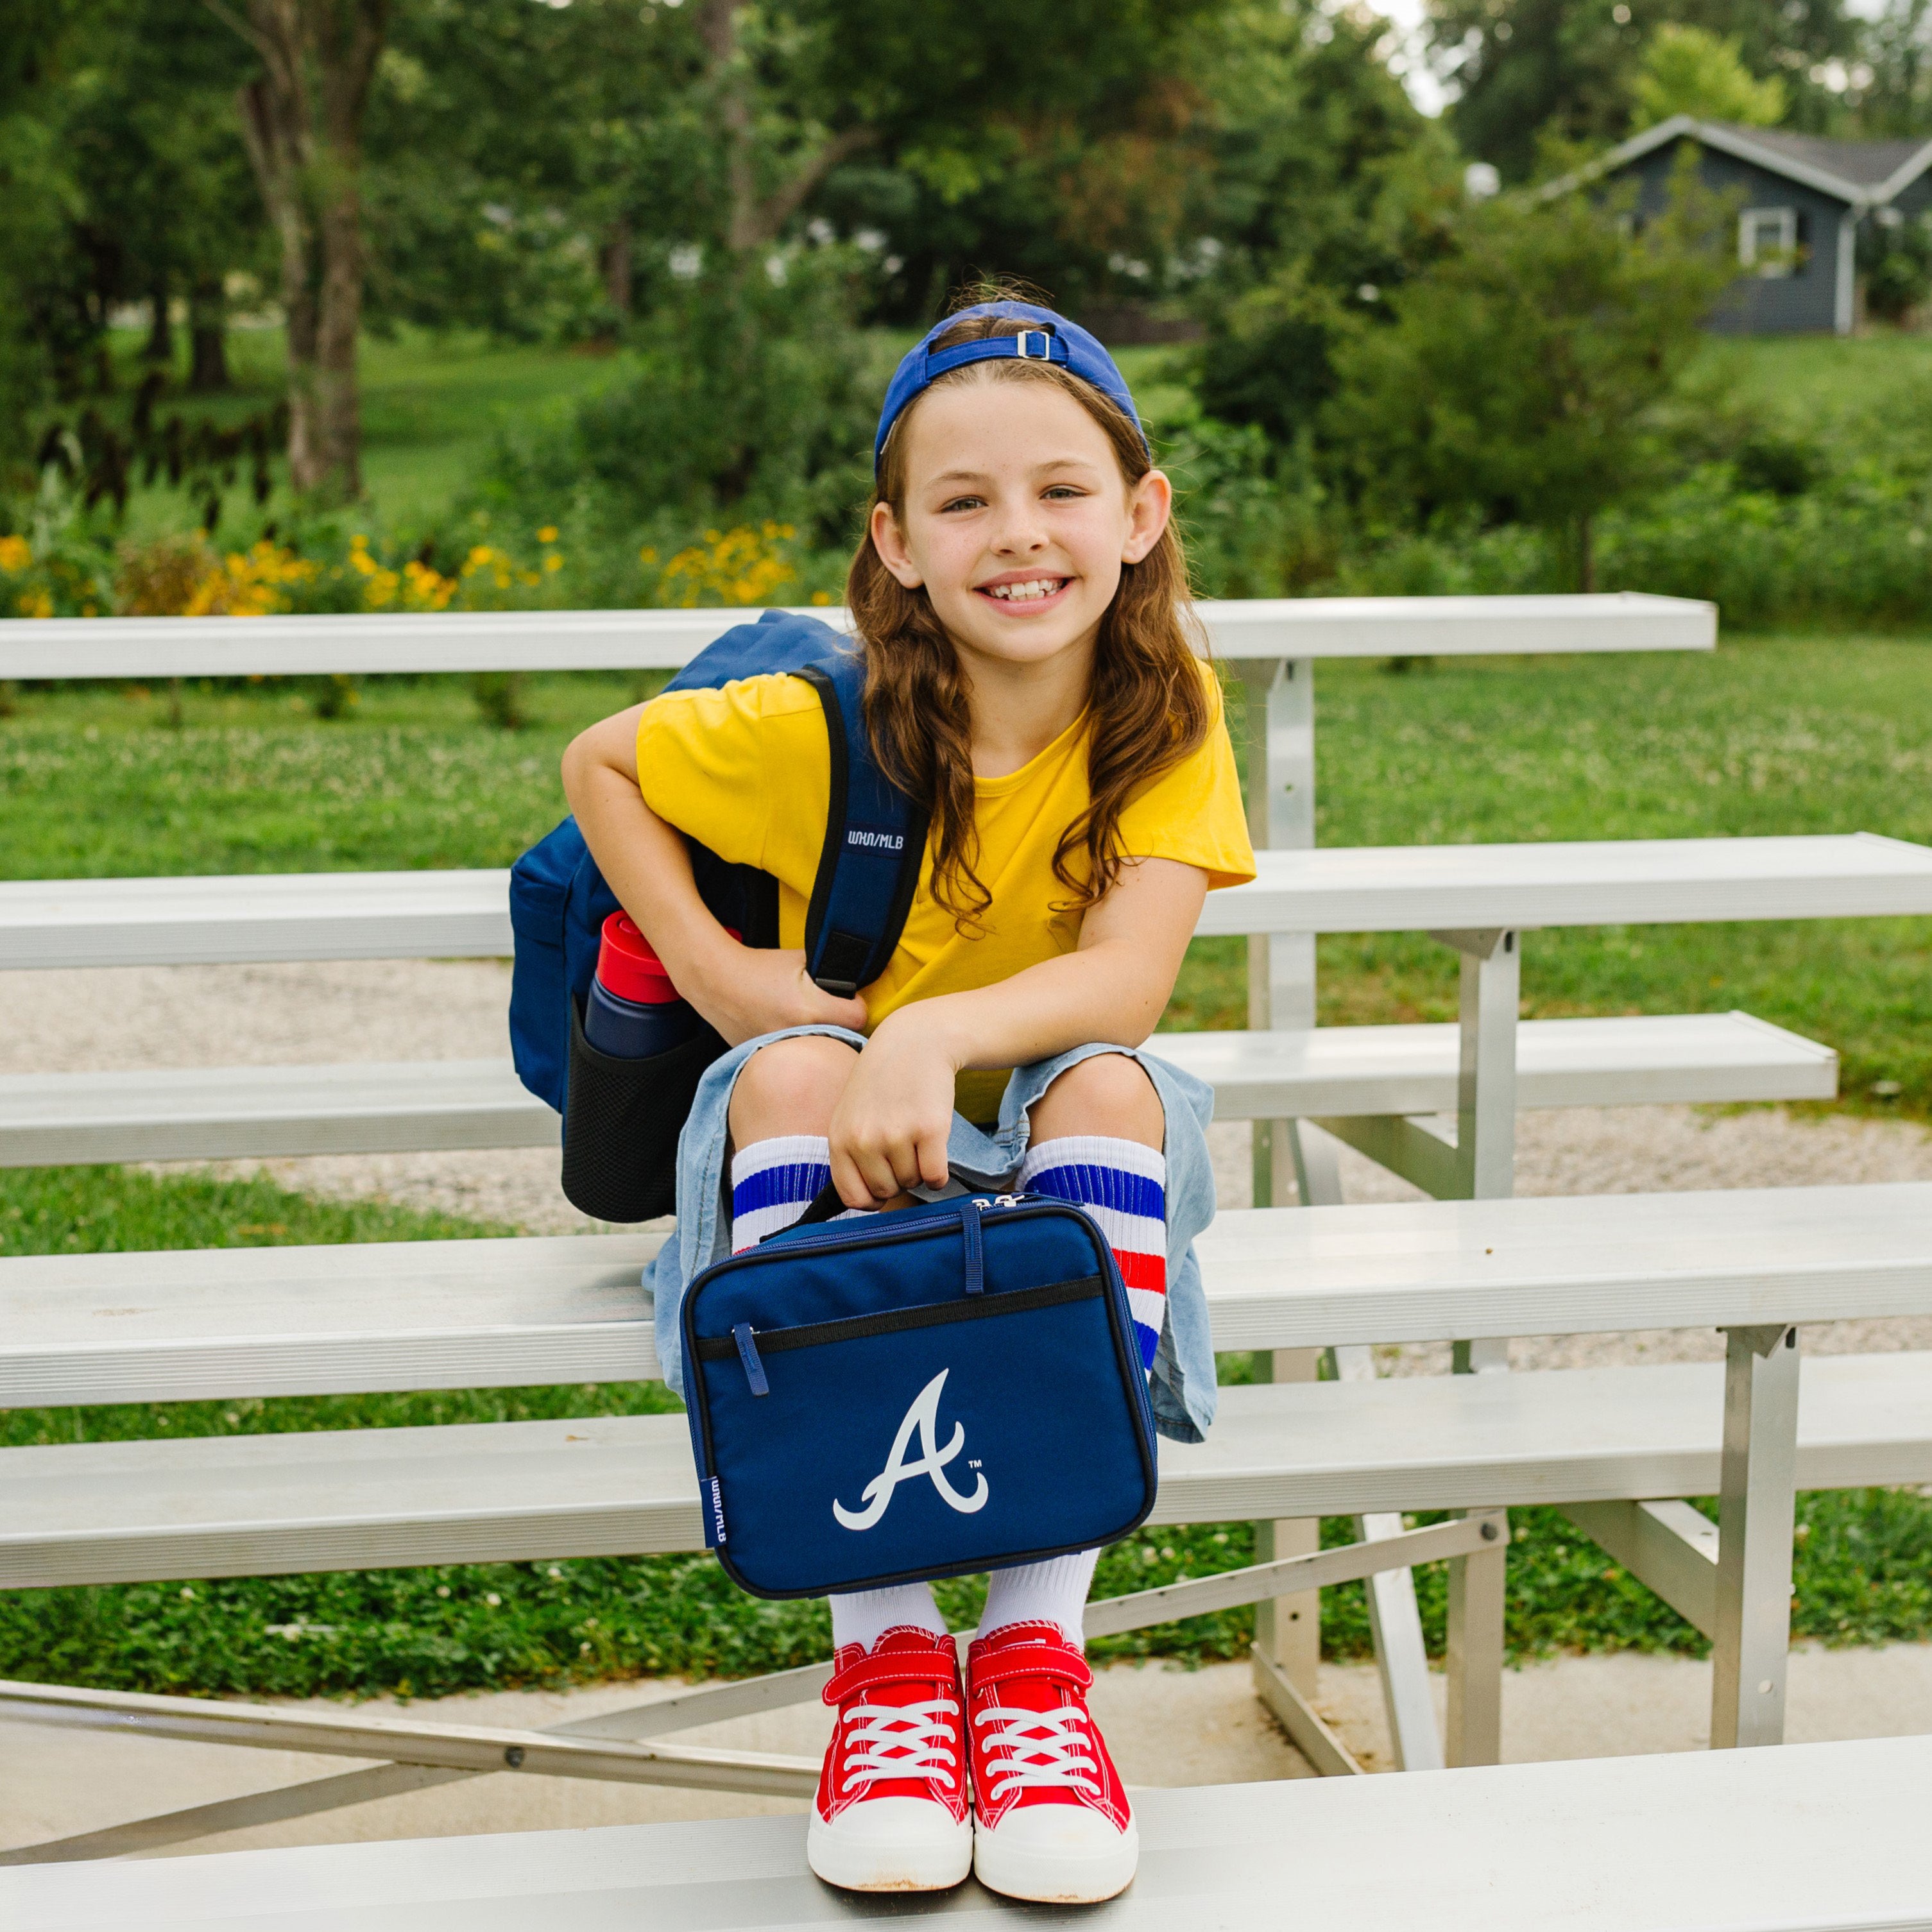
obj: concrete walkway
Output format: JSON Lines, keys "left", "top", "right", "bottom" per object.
{"left": 6, "top": 1643, "right": 1931, "bottom": 1863}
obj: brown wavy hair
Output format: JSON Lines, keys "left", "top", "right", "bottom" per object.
{"left": 848, "top": 308, "right": 1212, "bottom": 928}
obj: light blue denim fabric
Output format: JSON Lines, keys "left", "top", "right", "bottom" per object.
{"left": 646, "top": 1025, "right": 1220, "bottom": 1443}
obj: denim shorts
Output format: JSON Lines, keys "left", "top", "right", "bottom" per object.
{"left": 645, "top": 1025, "right": 1222, "bottom": 1443}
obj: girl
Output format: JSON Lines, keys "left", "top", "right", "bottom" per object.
{"left": 562, "top": 297, "right": 1254, "bottom": 1903}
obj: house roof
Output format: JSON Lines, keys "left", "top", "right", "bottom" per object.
{"left": 1724, "top": 127, "right": 1931, "bottom": 192}
{"left": 1545, "top": 114, "right": 1932, "bottom": 210}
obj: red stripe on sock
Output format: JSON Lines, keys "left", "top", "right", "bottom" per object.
{"left": 1113, "top": 1247, "right": 1165, "bottom": 1294}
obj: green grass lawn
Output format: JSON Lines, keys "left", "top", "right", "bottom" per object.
{"left": 1706, "top": 330, "right": 1932, "bottom": 423}
{"left": 3, "top": 633, "right": 1931, "bottom": 1697}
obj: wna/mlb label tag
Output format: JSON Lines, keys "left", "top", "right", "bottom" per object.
{"left": 846, "top": 826, "right": 904, "bottom": 853}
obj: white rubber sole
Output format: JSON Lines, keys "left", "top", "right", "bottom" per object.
{"left": 973, "top": 1815, "right": 1141, "bottom": 1904}
{"left": 806, "top": 1799, "right": 973, "bottom": 1893}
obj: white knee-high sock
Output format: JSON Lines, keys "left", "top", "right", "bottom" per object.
{"left": 979, "top": 1550, "right": 1099, "bottom": 1650}
{"left": 830, "top": 1583, "right": 949, "bottom": 1654}
{"left": 1019, "top": 1134, "right": 1167, "bottom": 1370}
{"left": 730, "top": 1136, "right": 878, "bottom": 1252}
{"left": 730, "top": 1135, "right": 831, "bottom": 1252}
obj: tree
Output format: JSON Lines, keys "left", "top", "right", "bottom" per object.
{"left": 1187, "top": 1, "right": 1462, "bottom": 445}
{"left": 0, "top": 2, "right": 80, "bottom": 474}
{"left": 1428, "top": 0, "right": 1858, "bottom": 183}
{"left": 209, "top": 0, "right": 388, "bottom": 501}
{"left": 58, "top": 3, "right": 263, "bottom": 395}
{"left": 1632, "top": 24, "right": 1786, "bottom": 128}
{"left": 1842, "top": 0, "right": 1932, "bottom": 138}
{"left": 1324, "top": 174, "right": 1732, "bottom": 589}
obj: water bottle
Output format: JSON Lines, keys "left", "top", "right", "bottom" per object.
{"left": 584, "top": 913, "right": 704, "bottom": 1058}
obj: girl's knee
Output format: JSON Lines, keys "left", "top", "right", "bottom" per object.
{"left": 1030, "top": 1051, "right": 1162, "bottom": 1150}
{"left": 730, "top": 1035, "right": 858, "bottom": 1143}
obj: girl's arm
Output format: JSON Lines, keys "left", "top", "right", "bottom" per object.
{"left": 827, "top": 855, "right": 1208, "bottom": 1206}
{"left": 561, "top": 708, "right": 866, "bottom": 1046}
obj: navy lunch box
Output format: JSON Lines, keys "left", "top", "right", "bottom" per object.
{"left": 681, "top": 1193, "right": 1159, "bottom": 1600}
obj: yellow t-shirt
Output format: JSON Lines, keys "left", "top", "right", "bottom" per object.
{"left": 636, "top": 667, "right": 1255, "bottom": 1120}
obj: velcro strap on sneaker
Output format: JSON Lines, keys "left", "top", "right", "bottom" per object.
{"left": 970, "top": 1646, "right": 1093, "bottom": 1695}
{"left": 823, "top": 1645, "right": 959, "bottom": 1707}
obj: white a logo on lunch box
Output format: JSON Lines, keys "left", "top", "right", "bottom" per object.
{"left": 833, "top": 1369, "right": 988, "bottom": 1531}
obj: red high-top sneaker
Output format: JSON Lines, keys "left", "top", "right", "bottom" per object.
{"left": 806, "top": 1626, "right": 971, "bottom": 1893}
{"left": 966, "top": 1621, "right": 1138, "bottom": 1903}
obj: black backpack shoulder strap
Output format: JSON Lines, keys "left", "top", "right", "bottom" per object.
{"left": 797, "top": 651, "right": 929, "bottom": 997}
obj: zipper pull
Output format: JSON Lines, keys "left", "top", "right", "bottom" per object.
{"left": 732, "top": 1322, "right": 769, "bottom": 1397}
{"left": 962, "top": 1198, "right": 985, "bottom": 1296}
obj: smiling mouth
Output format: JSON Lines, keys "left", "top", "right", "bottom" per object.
{"left": 976, "top": 576, "right": 1070, "bottom": 604}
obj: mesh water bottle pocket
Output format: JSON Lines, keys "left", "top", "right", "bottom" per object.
{"left": 560, "top": 998, "right": 722, "bottom": 1222}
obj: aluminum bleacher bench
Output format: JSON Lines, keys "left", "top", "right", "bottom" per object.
{"left": 3, "top": 1181, "right": 1930, "bottom": 1862}
{"left": 4, "top": 835, "right": 1926, "bottom": 1791}
{"left": 5, "top": 1736, "right": 1928, "bottom": 1929}
{"left": 10, "top": 835, "right": 1932, "bottom": 972}
{"left": 0, "top": 1013, "right": 1839, "bottom": 1168}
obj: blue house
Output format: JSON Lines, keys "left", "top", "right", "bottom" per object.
{"left": 1554, "top": 115, "right": 1932, "bottom": 335}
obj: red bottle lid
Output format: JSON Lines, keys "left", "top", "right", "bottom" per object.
{"left": 596, "top": 913, "right": 681, "bottom": 1006}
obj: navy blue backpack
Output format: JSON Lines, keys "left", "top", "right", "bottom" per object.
{"left": 508, "top": 611, "right": 928, "bottom": 1222}
{"left": 683, "top": 1190, "right": 1159, "bottom": 1598}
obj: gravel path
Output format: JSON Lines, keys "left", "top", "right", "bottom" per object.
{"left": 8, "top": 958, "right": 1931, "bottom": 1367}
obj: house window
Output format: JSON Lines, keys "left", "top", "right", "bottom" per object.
{"left": 1739, "top": 207, "right": 1799, "bottom": 277}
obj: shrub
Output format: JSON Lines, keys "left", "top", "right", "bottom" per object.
{"left": 480, "top": 250, "right": 891, "bottom": 554}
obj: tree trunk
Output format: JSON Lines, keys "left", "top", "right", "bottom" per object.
{"left": 604, "top": 213, "right": 634, "bottom": 322}
{"left": 1577, "top": 513, "right": 1596, "bottom": 594}
{"left": 695, "top": 0, "right": 873, "bottom": 256}
{"left": 188, "top": 277, "right": 230, "bottom": 392}
{"left": 144, "top": 279, "right": 174, "bottom": 364}
{"left": 219, "top": 0, "right": 386, "bottom": 501}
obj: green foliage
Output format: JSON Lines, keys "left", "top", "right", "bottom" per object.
{"left": 481, "top": 252, "right": 891, "bottom": 550}
{"left": 1164, "top": 415, "right": 1332, "bottom": 599}
{"left": 1430, "top": 0, "right": 1856, "bottom": 185}
{"left": 1188, "top": 2, "right": 1460, "bottom": 447}
{"left": 1633, "top": 24, "right": 1788, "bottom": 128}
{"left": 1324, "top": 175, "right": 1734, "bottom": 586}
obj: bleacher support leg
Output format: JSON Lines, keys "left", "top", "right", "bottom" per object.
{"left": 1433, "top": 927, "right": 1520, "bottom": 1372}
{"left": 1446, "top": 1509, "right": 1509, "bottom": 1766}
{"left": 1333, "top": 1345, "right": 1446, "bottom": 1774}
{"left": 1252, "top": 1347, "right": 1323, "bottom": 1700}
{"left": 1711, "top": 1324, "right": 1800, "bottom": 1750}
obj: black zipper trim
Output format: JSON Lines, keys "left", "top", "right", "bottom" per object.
{"left": 692, "top": 1274, "right": 1102, "bottom": 1362}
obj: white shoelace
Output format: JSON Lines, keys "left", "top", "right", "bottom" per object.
{"left": 838, "top": 1696, "right": 961, "bottom": 1793}
{"left": 973, "top": 1702, "right": 1100, "bottom": 1802}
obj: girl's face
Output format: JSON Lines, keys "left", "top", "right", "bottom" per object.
{"left": 869, "top": 380, "right": 1172, "bottom": 677}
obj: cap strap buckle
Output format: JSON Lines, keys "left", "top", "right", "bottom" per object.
{"left": 1013, "top": 329, "right": 1052, "bottom": 360}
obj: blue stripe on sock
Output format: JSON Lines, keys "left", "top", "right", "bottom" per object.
{"left": 731, "top": 1161, "right": 831, "bottom": 1217}
{"left": 1133, "top": 1321, "right": 1159, "bottom": 1371}
{"left": 1026, "top": 1163, "right": 1164, "bottom": 1223}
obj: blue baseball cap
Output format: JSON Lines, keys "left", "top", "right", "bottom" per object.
{"left": 873, "top": 301, "right": 1148, "bottom": 475}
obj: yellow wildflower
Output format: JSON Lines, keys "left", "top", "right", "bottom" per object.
{"left": 656, "top": 524, "right": 798, "bottom": 609}
{"left": 537, "top": 526, "right": 559, "bottom": 544}
{"left": 0, "top": 534, "right": 32, "bottom": 573}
